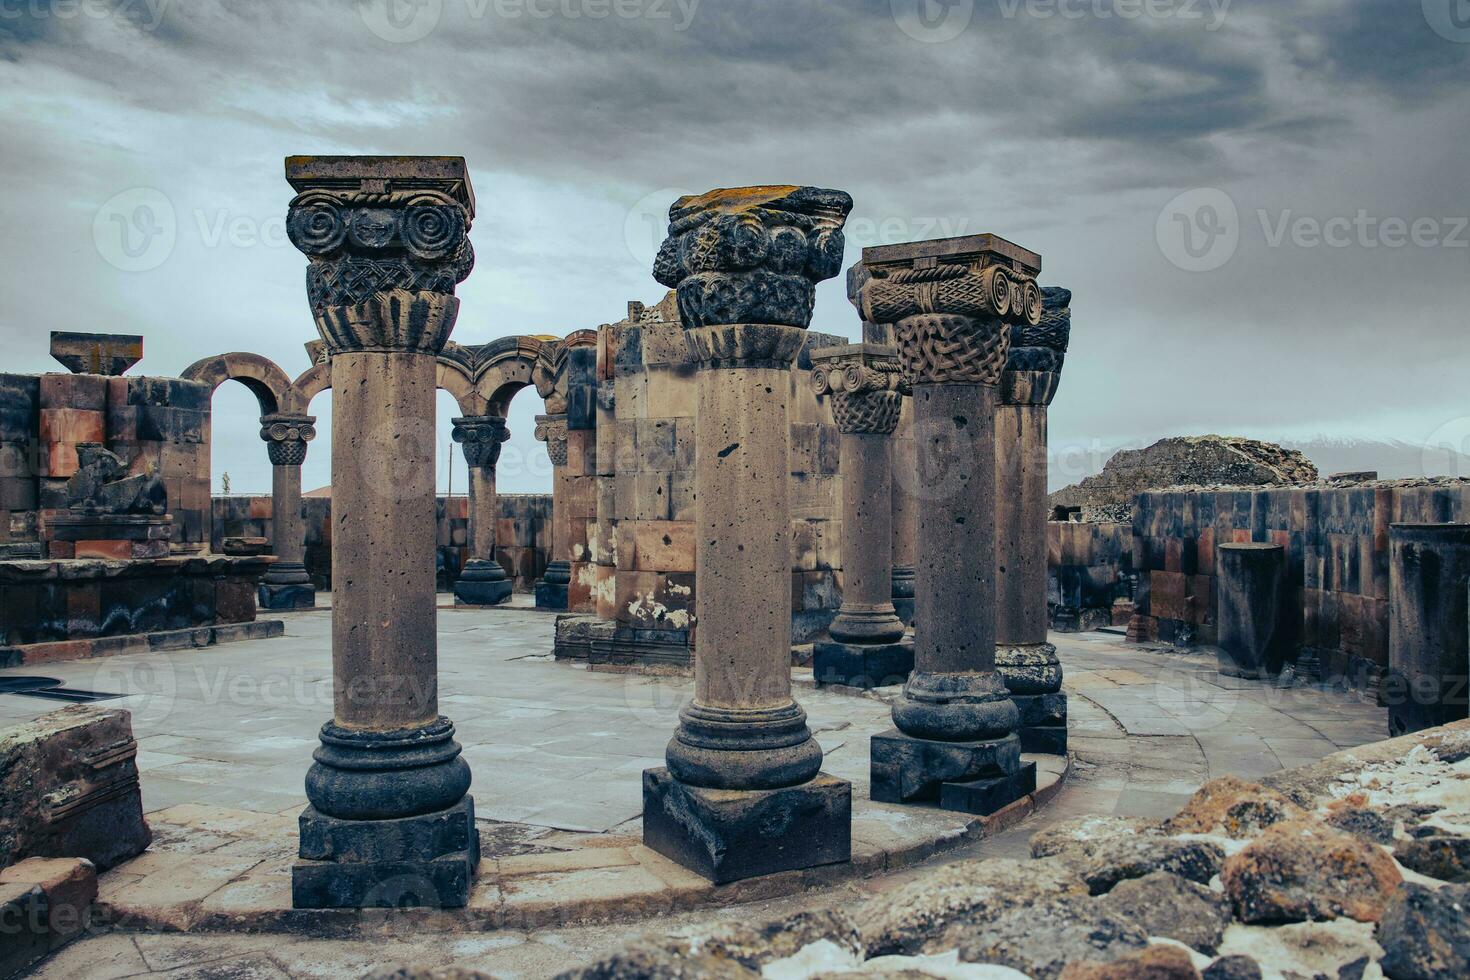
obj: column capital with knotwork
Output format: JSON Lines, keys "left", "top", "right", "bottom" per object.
{"left": 810, "top": 342, "right": 907, "bottom": 436}
{"left": 259, "top": 412, "right": 316, "bottom": 467}
{"left": 857, "top": 234, "right": 1043, "bottom": 388}
{"left": 452, "top": 415, "right": 509, "bottom": 472}
{"left": 534, "top": 413, "right": 569, "bottom": 467}
{"left": 285, "top": 156, "right": 475, "bottom": 356}
{"left": 1000, "top": 285, "right": 1072, "bottom": 407}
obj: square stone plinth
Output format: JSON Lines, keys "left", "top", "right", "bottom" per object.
{"left": 258, "top": 582, "right": 316, "bottom": 611}
{"left": 642, "top": 768, "right": 851, "bottom": 884}
{"left": 291, "top": 797, "right": 480, "bottom": 909}
{"left": 534, "top": 582, "right": 568, "bottom": 609}
{"left": 1013, "top": 692, "right": 1068, "bottom": 754}
{"left": 870, "top": 729, "right": 1021, "bottom": 805}
{"left": 939, "top": 761, "right": 1037, "bottom": 815}
{"left": 813, "top": 637, "right": 914, "bottom": 689}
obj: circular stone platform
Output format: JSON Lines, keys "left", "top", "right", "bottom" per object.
{"left": 0, "top": 605, "right": 1067, "bottom": 935}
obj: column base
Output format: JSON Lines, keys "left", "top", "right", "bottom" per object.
{"left": 939, "top": 762, "right": 1037, "bottom": 815}
{"left": 641, "top": 767, "right": 851, "bottom": 884}
{"left": 892, "top": 566, "right": 915, "bottom": 627}
{"left": 893, "top": 597, "right": 915, "bottom": 627}
{"left": 258, "top": 581, "right": 317, "bottom": 610}
{"left": 454, "top": 558, "right": 513, "bottom": 606}
{"left": 1012, "top": 693, "right": 1068, "bottom": 753}
{"left": 535, "top": 560, "right": 570, "bottom": 609}
{"left": 870, "top": 729, "right": 1023, "bottom": 811}
{"left": 291, "top": 796, "right": 480, "bottom": 908}
{"left": 552, "top": 613, "right": 608, "bottom": 661}
{"left": 812, "top": 636, "right": 913, "bottom": 689}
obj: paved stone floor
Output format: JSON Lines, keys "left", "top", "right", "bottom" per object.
{"left": 5, "top": 606, "right": 1387, "bottom": 979}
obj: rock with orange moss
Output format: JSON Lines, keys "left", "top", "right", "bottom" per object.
{"left": 1057, "top": 944, "right": 1201, "bottom": 980}
{"left": 1163, "top": 776, "right": 1307, "bottom": 839}
{"left": 1221, "top": 819, "right": 1403, "bottom": 923}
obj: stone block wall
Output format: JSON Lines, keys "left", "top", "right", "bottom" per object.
{"left": 1046, "top": 520, "right": 1130, "bottom": 632}
{"left": 789, "top": 333, "right": 846, "bottom": 643}
{"left": 1127, "top": 482, "right": 1470, "bottom": 680}
{"left": 212, "top": 492, "right": 552, "bottom": 592}
{"left": 1, "top": 372, "right": 210, "bottom": 555}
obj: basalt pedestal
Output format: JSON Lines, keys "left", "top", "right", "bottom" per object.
{"left": 452, "top": 415, "right": 512, "bottom": 607}
{"left": 858, "top": 234, "right": 1046, "bottom": 816}
{"left": 1216, "top": 541, "right": 1288, "bottom": 680}
{"left": 1384, "top": 523, "right": 1470, "bottom": 735}
{"left": 642, "top": 186, "right": 855, "bottom": 882}
{"left": 285, "top": 154, "right": 479, "bottom": 909}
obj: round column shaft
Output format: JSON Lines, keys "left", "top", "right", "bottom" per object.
{"left": 453, "top": 415, "right": 511, "bottom": 606}
{"left": 258, "top": 412, "right": 316, "bottom": 609}
{"left": 534, "top": 413, "right": 571, "bottom": 607}
{"left": 890, "top": 399, "right": 918, "bottom": 618}
{"left": 833, "top": 429, "right": 903, "bottom": 642}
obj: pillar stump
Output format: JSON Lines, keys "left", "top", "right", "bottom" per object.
{"left": 257, "top": 413, "right": 317, "bottom": 610}
{"left": 859, "top": 234, "right": 1044, "bottom": 815}
{"left": 534, "top": 413, "right": 570, "bottom": 609}
{"left": 452, "top": 415, "right": 512, "bottom": 606}
{"left": 641, "top": 185, "right": 854, "bottom": 883}
{"left": 995, "top": 286, "right": 1072, "bottom": 753}
{"left": 284, "top": 155, "right": 478, "bottom": 909}
{"left": 1385, "top": 523, "right": 1470, "bottom": 735}
{"left": 890, "top": 400, "right": 918, "bottom": 627}
{"left": 810, "top": 343, "right": 913, "bottom": 689}
{"left": 1215, "top": 542, "right": 1288, "bottom": 679}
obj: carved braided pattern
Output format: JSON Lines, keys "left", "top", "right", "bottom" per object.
{"left": 266, "top": 440, "right": 308, "bottom": 467}
{"left": 831, "top": 389, "right": 902, "bottom": 435}
{"left": 893, "top": 314, "right": 1010, "bottom": 386}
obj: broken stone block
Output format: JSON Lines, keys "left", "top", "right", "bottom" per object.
{"left": 1221, "top": 819, "right": 1402, "bottom": 923}
{"left": 1162, "top": 776, "right": 1308, "bottom": 839}
{"left": 940, "top": 896, "right": 1149, "bottom": 980}
{"left": 1391, "top": 835, "right": 1470, "bottom": 882}
{"left": 1096, "top": 870, "right": 1232, "bottom": 955}
{"left": 0, "top": 705, "right": 150, "bottom": 872}
{"left": 1376, "top": 881, "right": 1470, "bottom": 980}
{"left": 0, "top": 856, "right": 97, "bottom": 949}
{"left": 1056, "top": 943, "right": 1201, "bottom": 980}
{"left": 1046, "top": 835, "right": 1227, "bottom": 895}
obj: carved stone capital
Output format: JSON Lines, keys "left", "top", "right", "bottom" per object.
{"left": 859, "top": 234, "right": 1043, "bottom": 388}
{"left": 684, "top": 323, "right": 806, "bottom": 369}
{"left": 451, "top": 415, "right": 509, "bottom": 471}
{"left": 1006, "top": 285, "right": 1071, "bottom": 375}
{"left": 260, "top": 413, "right": 316, "bottom": 467}
{"left": 810, "top": 343, "right": 907, "bottom": 435}
{"left": 285, "top": 156, "right": 475, "bottom": 354}
{"left": 534, "top": 413, "right": 569, "bottom": 467}
{"left": 652, "top": 185, "right": 853, "bottom": 329}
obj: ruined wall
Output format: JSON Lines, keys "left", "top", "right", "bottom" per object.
{"left": 1046, "top": 520, "right": 1131, "bottom": 632}
{"left": 1, "top": 372, "right": 211, "bottom": 555}
{"left": 1127, "top": 481, "right": 1470, "bottom": 680}
{"left": 212, "top": 492, "right": 552, "bottom": 592}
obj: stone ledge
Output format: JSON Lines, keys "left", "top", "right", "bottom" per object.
{"left": 91, "top": 755, "right": 1070, "bottom": 936}
{"left": 0, "top": 619, "right": 284, "bottom": 668}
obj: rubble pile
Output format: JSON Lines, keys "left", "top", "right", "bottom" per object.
{"left": 552, "top": 722, "right": 1470, "bottom": 980}
{"left": 1050, "top": 436, "right": 1319, "bottom": 522}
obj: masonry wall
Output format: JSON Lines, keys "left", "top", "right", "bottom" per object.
{"left": 1, "top": 372, "right": 211, "bottom": 554}
{"left": 1046, "top": 520, "right": 1131, "bottom": 632}
{"left": 1127, "top": 483, "right": 1470, "bottom": 679}
{"left": 212, "top": 492, "right": 552, "bottom": 592}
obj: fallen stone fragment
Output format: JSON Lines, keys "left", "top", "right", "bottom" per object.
{"left": 1096, "top": 871, "right": 1232, "bottom": 954}
{"left": 1163, "top": 776, "right": 1308, "bottom": 839}
{"left": 1030, "top": 816, "right": 1162, "bottom": 858}
{"left": 940, "top": 896, "right": 1149, "bottom": 980}
{"left": 1221, "top": 819, "right": 1403, "bottom": 923}
{"left": 1376, "top": 882, "right": 1470, "bottom": 980}
{"left": 1324, "top": 803, "right": 1397, "bottom": 846}
{"left": 1051, "top": 835, "right": 1228, "bottom": 895}
{"left": 1056, "top": 944, "right": 1201, "bottom": 980}
{"left": 1391, "top": 835, "right": 1470, "bottom": 882}
{"left": 1200, "top": 955, "right": 1262, "bottom": 980}
{"left": 554, "top": 945, "right": 759, "bottom": 980}
{"left": 659, "top": 909, "right": 863, "bottom": 971}
{"left": 858, "top": 857, "right": 1088, "bottom": 957}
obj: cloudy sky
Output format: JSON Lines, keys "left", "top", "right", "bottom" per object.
{"left": 2, "top": 0, "right": 1467, "bottom": 495}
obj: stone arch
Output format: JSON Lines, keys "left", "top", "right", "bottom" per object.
{"left": 290, "top": 362, "right": 331, "bottom": 411}
{"left": 181, "top": 352, "right": 296, "bottom": 415}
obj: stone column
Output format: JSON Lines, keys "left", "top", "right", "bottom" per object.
{"left": 810, "top": 343, "right": 913, "bottom": 688}
{"left": 257, "top": 412, "right": 316, "bottom": 610}
{"left": 452, "top": 414, "right": 512, "bottom": 606}
{"left": 1386, "top": 523, "right": 1470, "bottom": 735}
{"left": 890, "top": 400, "right": 918, "bottom": 625}
{"left": 593, "top": 380, "right": 619, "bottom": 620}
{"left": 533, "top": 412, "right": 570, "bottom": 609}
{"left": 859, "top": 234, "right": 1043, "bottom": 815}
{"left": 995, "top": 286, "right": 1072, "bottom": 754}
{"left": 641, "top": 185, "right": 854, "bottom": 883}
{"left": 284, "top": 155, "right": 479, "bottom": 909}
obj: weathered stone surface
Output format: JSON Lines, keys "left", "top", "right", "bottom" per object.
{"left": 0, "top": 856, "right": 97, "bottom": 948}
{"left": 1323, "top": 802, "right": 1397, "bottom": 845}
{"left": 1221, "top": 819, "right": 1402, "bottom": 923}
{"left": 1392, "top": 835, "right": 1470, "bottom": 882}
{"left": 1200, "top": 955, "right": 1262, "bottom": 980}
{"left": 1031, "top": 816, "right": 1163, "bottom": 858}
{"left": 0, "top": 705, "right": 149, "bottom": 872}
{"left": 366, "top": 969, "right": 502, "bottom": 980}
{"left": 1387, "top": 523, "right": 1470, "bottom": 734}
{"left": 654, "top": 910, "right": 862, "bottom": 973}
{"left": 941, "top": 896, "right": 1149, "bottom": 980}
{"left": 1039, "top": 829, "right": 1225, "bottom": 895}
{"left": 1376, "top": 882, "right": 1470, "bottom": 980}
{"left": 1096, "top": 871, "right": 1232, "bottom": 954}
{"left": 1056, "top": 944, "right": 1201, "bottom": 980}
{"left": 870, "top": 730, "right": 1021, "bottom": 806}
{"left": 556, "top": 945, "right": 759, "bottom": 979}
{"left": 1215, "top": 543, "right": 1288, "bottom": 678}
{"left": 1163, "top": 776, "right": 1308, "bottom": 839}
{"left": 50, "top": 331, "right": 143, "bottom": 377}
{"left": 858, "top": 857, "right": 1088, "bottom": 958}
